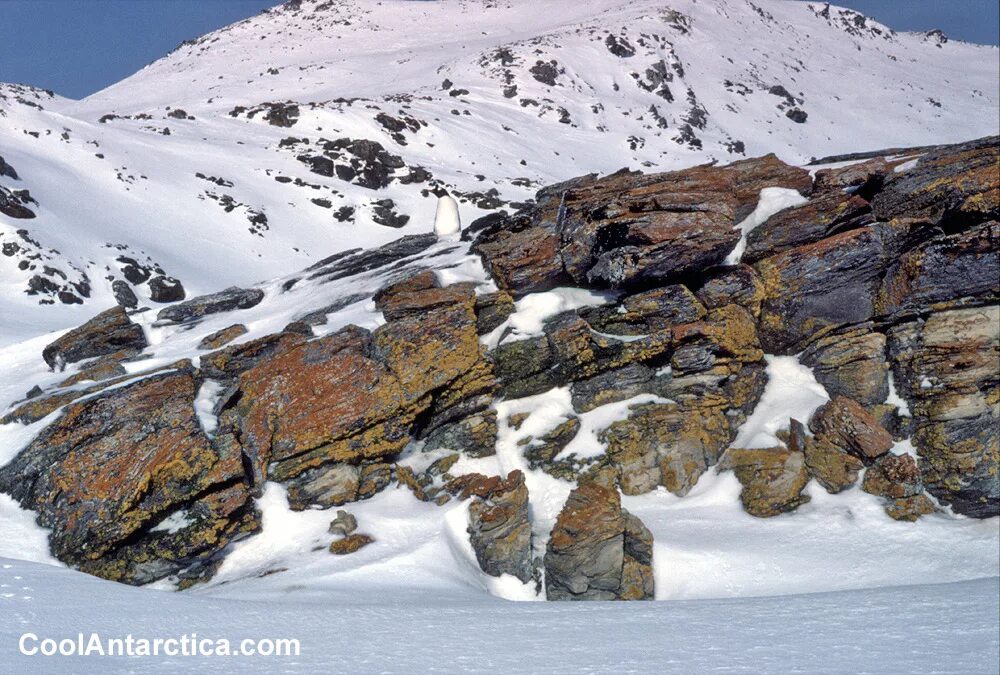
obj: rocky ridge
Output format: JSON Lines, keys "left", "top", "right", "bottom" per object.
{"left": 0, "top": 136, "right": 996, "bottom": 598}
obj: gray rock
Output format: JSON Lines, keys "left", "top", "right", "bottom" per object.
{"left": 328, "top": 510, "right": 358, "bottom": 536}
{"left": 156, "top": 286, "right": 264, "bottom": 324}
{"left": 41, "top": 306, "right": 148, "bottom": 370}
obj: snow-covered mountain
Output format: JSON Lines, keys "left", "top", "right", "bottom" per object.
{"left": 1, "top": 0, "right": 997, "bottom": 342}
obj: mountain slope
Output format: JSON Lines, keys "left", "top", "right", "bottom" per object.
{"left": 1, "top": 0, "right": 997, "bottom": 343}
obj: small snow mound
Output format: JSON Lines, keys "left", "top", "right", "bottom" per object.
{"left": 433, "top": 195, "right": 461, "bottom": 236}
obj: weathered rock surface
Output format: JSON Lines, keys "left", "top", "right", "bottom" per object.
{"left": 720, "top": 447, "right": 811, "bottom": 517}
{"left": 156, "top": 286, "right": 264, "bottom": 324}
{"left": 545, "top": 476, "right": 654, "bottom": 600}
{"left": 0, "top": 367, "right": 258, "bottom": 585}
{"left": 808, "top": 396, "right": 894, "bottom": 464}
{"left": 197, "top": 323, "right": 249, "bottom": 350}
{"left": 800, "top": 325, "right": 889, "bottom": 407}
{"left": 474, "top": 155, "right": 810, "bottom": 295}
{"left": 148, "top": 275, "right": 186, "bottom": 303}
{"left": 42, "top": 306, "right": 147, "bottom": 369}
{"left": 465, "top": 470, "right": 533, "bottom": 583}
{"left": 887, "top": 306, "right": 999, "bottom": 517}
{"left": 330, "top": 533, "right": 374, "bottom": 555}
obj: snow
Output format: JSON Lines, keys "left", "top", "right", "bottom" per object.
{"left": 1, "top": 556, "right": 997, "bottom": 673}
{"left": 482, "top": 287, "right": 616, "bottom": 348}
{"left": 729, "top": 354, "right": 830, "bottom": 449}
{"left": 150, "top": 510, "right": 196, "bottom": 535}
{"left": 193, "top": 380, "right": 224, "bottom": 438}
{"left": 433, "top": 194, "right": 462, "bottom": 236}
{"left": 886, "top": 371, "right": 911, "bottom": 415}
{"left": 726, "top": 187, "right": 809, "bottom": 264}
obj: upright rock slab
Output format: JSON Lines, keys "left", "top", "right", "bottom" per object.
{"left": 545, "top": 477, "right": 654, "bottom": 600}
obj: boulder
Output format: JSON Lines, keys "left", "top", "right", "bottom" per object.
{"left": 328, "top": 510, "right": 358, "bottom": 536}
{"left": 544, "top": 476, "right": 654, "bottom": 600}
{"left": 148, "top": 275, "right": 186, "bottom": 303}
{"left": 156, "top": 286, "right": 264, "bottom": 324}
{"left": 465, "top": 470, "right": 533, "bottom": 583}
{"left": 720, "top": 447, "right": 811, "bottom": 517}
{"left": 474, "top": 155, "right": 810, "bottom": 295}
{"left": 373, "top": 270, "right": 476, "bottom": 321}
{"left": 111, "top": 280, "right": 138, "bottom": 308}
{"left": 41, "top": 306, "right": 148, "bottom": 370}
{"left": 808, "top": 396, "right": 894, "bottom": 464}
{"left": 0, "top": 368, "right": 258, "bottom": 585}
{"left": 862, "top": 453, "right": 923, "bottom": 499}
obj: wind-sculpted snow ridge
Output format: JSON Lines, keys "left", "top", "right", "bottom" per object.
{"left": 0, "top": 0, "right": 997, "bottom": 338}
{"left": 0, "top": 138, "right": 996, "bottom": 605}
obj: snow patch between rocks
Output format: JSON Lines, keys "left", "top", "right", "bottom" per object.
{"left": 730, "top": 354, "right": 829, "bottom": 449}
{"left": 726, "top": 187, "right": 810, "bottom": 264}
{"left": 482, "top": 287, "right": 617, "bottom": 348}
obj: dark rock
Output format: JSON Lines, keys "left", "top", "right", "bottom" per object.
{"left": 42, "top": 306, "right": 147, "bottom": 370}
{"left": 743, "top": 190, "right": 873, "bottom": 264}
{"left": 111, "top": 280, "right": 138, "bottom": 309}
{"left": 148, "top": 275, "right": 186, "bottom": 303}
{"left": 156, "top": 286, "right": 264, "bottom": 324}
{"left": 581, "top": 285, "right": 705, "bottom": 335}
{"left": 522, "top": 417, "right": 581, "bottom": 478}
{"left": 694, "top": 264, "right": 765, "bottom": 317}
{"left": 571, "top": 363, "right": 656, "bottom": 413}
{"left": 862, "top": 453, "right": 923, "bottom": 499}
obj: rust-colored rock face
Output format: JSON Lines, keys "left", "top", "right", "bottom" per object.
{"left": 0, "top": 367, "right": 258, "bottom": 585}
{"left": 720, "top": 447, "right": 811, "bottom": 517}
{"left": 474, "top": 154, "right": 810, "bottom": 295}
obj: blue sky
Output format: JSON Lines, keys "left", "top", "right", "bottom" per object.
{"left": 0, "top": 0, "right": 997, "bottom": 100}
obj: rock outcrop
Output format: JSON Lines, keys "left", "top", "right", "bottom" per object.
{"left": 545, "top": 475, "right": 654, "bottom": 600}
{"left": 42, "top": 306, "right": 147, "bottom": 370}
{"left": 463, "top": 470, "right": 533, "bottom": 583}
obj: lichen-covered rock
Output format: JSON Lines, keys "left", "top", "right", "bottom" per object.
{"left": 0, "top": 367, "right": 258, "bottom": 585}
{"left": 871, "top": 136, "right": 999, "bottom": 224}
{"left": 373, "top": 270, "right": 475, "bottom": 322}
{"left": 603, "top": 403, "right": 730, "bottom": 496}
{"left": 330, "top": 533, "right": 374, "bottom": 555}
{"left": 474, "top": 290, "right": 515, "bottom": 334}
{"left": 887, "top": 306, "right": 999, "bottom": 517}
{"left": 812, "top": 157, "right": 891, "bottom": 195}
{"left": 754, "top": 228, "right": 889, "bottom": 353}
{"left": 465, "top": 470, "right": 533, "bottom": 583}
{"left": 198, "top": 331, "right": 306, "bottom": 379}
{"left": 885, "top": 495, "right": 936, "bottom": 522}
{"left": 800, "top": 325, "right": 889, "bottom": 407}
{"left": 694, "top": 264, "right": 765, "bottom": 317}
{"left": 42, "top": 306, "right": 147, "bottom": 369}
{"left": 570, "top": 363, "right": 657, "bottom": 413}
{"left": 720, "top": 447, "right": 810, "bottom": 517}
{"left": 804, "top": 437, "right": 865, "bottom": 494}
{"left": 875, "top": 221, "right": 999, "bottom": 320}
{"left": 544, "top": 477, "right": 654, "bottom": 600}
{"left": 808, "top": 396, "right": 894, "bottom": 464}
{"left": 197, "top": 323, "right": 248, "bottom": 350}
{"left": 422, "top": 410, "right": 497, "bottom": 458}
{"left": 156, "top": 286, "right": 264, "bottom": 324}
{"left": 862, "top": 453, "right": 923, "bottom": 499}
